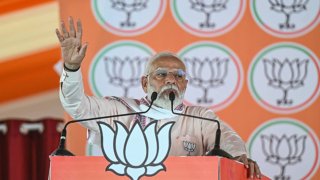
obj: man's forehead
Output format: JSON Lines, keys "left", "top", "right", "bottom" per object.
{"left": 151, "top": 57, "right": 186, "bottom": 70}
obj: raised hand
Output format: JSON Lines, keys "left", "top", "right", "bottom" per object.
{"left": 56, "top": 17, "right": 88, "bottom": 71}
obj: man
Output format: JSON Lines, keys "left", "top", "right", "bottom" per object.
{"left": 56, "top": 17, "right": 261, "bottom": 179}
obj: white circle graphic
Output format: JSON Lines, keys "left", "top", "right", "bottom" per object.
{"left": 248, "top": 42, "right": 320, "bottom": 114}
{"left": 89, "top": 40, "right": 155, "bottom": 98}
{"left": 91, "top": 0, "right": 166, "bottom": 36}
{"left": 178, "top": 41, "right": 243, "bottom": 111}
{"left": 250, "top": 0, "right": 320, "bottom": 38}
{"left": 170, "top": 0, "right": 246, "bottom": 37}
{"left": 247, "top": 118, "right": 319, "bottom": 180}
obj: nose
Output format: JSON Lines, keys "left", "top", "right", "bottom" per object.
{"left": 165, "top": 73, "right": 177, "bottom": 85}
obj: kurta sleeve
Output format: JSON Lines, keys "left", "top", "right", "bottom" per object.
{"left": 201, "top": 109, "right": 247, "bottom": 157}
{"left": 59, "top": 68, "right": 118, "bottom": 132}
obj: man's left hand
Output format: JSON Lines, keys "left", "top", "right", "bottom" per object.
{"left": 234, "top": 154, "right": 261, "bottom": 179}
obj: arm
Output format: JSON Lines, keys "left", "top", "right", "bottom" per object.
{"left": 201, "top": 110, "right": 261, "bottom": 179}
{"left": 201, "top": 111, "right": 247, "bottom": 157}
{"left": 56, "top": 17, "right": 108, "bottom": 131}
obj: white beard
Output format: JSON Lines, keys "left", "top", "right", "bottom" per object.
{"left": 147, "top": 83, "right": 185, "bottom": 110}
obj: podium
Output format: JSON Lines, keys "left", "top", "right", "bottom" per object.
{"left": 49, "top": 156, "right": 269, "bottom": 180}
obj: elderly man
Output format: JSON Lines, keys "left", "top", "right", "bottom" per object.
{"left": 56, "top": 17, "right": 261, "bottom": 179}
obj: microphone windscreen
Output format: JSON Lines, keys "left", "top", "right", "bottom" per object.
{"left": 169, "top": 91, "right": 175, "bottom": 101}
{"left": 151, "top": 92, "right": 158, "bottom": 101}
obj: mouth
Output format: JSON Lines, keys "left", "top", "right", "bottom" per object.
{"left": 160, "top": 89, "right": 178, "bottom": 97}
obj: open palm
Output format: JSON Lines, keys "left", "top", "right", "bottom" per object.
{"left": 56, "top": 17, "right": 87, "bottom": 70}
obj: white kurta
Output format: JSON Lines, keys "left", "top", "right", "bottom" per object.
{"left": 59, "top": 69, "right": 247, "bottom": 157}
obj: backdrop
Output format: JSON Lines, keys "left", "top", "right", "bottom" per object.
{"left": 58, "top": 0, "right": 320, "bottom": 179}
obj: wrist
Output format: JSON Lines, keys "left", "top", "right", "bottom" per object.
{"left": 64, "top": 63, "right": 80, "bottom": 72}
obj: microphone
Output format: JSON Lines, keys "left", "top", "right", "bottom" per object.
{"left": 51, "top": 92, "right": 158, "bottom": 156}
{"left": 169, "top": 92, "right": 233, "bottom": 159}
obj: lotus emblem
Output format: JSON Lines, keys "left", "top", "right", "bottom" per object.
{"left": 104, "top": 56, "right": 147, "bottom": 97}
{"left": 111, "top": 0, "right": 149, "bottom": 27}
{"left": 261, "top": 134, "right": 307, "bottom": 180}
{"left": 183, "top": 141, "right": 196, "bottom": 156}
{"left": 268, "top": 0, "right": 309, "bottom": 29}
{"left": 189, "top": 0, "right": 229, "bottom": 28}
{"left": 263, "top": 58, "right": 309, "bottom": 105}
{"left": 98, "top": 120, "right": 175, "bottom": 180}
{"left": 184, "top": 57, "right": 229, "bottom": 104}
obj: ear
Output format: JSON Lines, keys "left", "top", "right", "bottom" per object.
{"left": 141, "top": 76, "right": 148, "bottom": 93}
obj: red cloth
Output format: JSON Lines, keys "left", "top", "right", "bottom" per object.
{"left": 1, "top": 118, "right": 63, "bottom": 180}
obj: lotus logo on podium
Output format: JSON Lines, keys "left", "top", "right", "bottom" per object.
{"left": 98, "top": 121, "right": 175, "bottom": 180}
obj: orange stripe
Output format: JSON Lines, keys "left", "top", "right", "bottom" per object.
{"left": 0, "top": 47, "right": 61, "bottom": 103}
{"left": 0, "top": 0, "right": 54, "bottom": 15}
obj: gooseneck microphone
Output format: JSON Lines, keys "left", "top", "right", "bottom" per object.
{"left": 51, "top": 92, "right": 158, "bottom": 156}
{"left": 169, "top": 92, "right": 233, "bottom": 159}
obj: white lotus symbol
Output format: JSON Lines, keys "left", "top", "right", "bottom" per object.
{"left": 97, "top": 120, "right": 175, "bottom": 180}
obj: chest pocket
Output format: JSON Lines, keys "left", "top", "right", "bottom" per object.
{"left": 173, "top": 135, "right": 202, "bottom": 156}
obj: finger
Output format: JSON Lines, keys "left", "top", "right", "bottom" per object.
{"left": 61, "top": 21, "right": 69, "bottom": 38}
{"left": 69, "top": 16, "right": 76, "bottom": 38}
{"left": 241, "top": 155, "right": 249, "bottom": 169}
{"left": 76, "top": 19, "right": 83, "bottom": 42}
{"left": 255, "top": 163, "right": 262, "bottom": 179}
{"left": 249, "top": 161, "right": 255, "bottom": 179}
{"left": 55, "top": 29, "right": 64, "bottom": 42}
{"left": 79, "top": 43, "right": 88, "bottom": 59}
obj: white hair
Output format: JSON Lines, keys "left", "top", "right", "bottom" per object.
{"left": 144, "top": 51, "right": 186, "bottom": 75}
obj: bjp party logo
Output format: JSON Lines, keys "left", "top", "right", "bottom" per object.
{"left": 91, "top": 0, "right": 166, "bottom": 36}
{"left": 248, "top": 42, "right": 320, "bottom": 114}
{"left": 250, "top": 0, "right": 320, "bottom": 38}
{"left": 248, "top": 118, "right": 319, "bottom": 180}
{"left": 89, "top": 40, "right": 154, "bottom": 98}
{"left": 98, "top": 120, "right": 174, "bottom": 180}
{"left": 170, "top": 0, "right": 246, "bottom": 37}
{"left": 178, "top": 41, "right": 243, "bottom": 111}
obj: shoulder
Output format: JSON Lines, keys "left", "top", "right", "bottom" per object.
{"left": 102, "top": 96, "right": 139, "bottom": 108}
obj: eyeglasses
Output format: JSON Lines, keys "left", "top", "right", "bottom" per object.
{"left": 148, "top": 68, "right": 187, "bottom": 81}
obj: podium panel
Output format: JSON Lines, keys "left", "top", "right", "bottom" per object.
{"left": 50, "top": 156, "right": 269, "bottom": 180}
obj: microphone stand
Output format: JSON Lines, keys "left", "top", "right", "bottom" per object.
{"left": 51, "top": 92, "right": 158, "bottom": 156}
{"left": 169, "top": 92, "right": 233, "bottom": 159}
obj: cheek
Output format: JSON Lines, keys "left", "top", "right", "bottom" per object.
{"left": 149, "top": 80, "right": 163, "bottom": 92}
{"left": 178, "top": 81, "right": 187, "bottom": 91}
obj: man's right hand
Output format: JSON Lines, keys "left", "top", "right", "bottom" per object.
{"left": 56, "top": 17, "right": 88, "bottom": 71}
